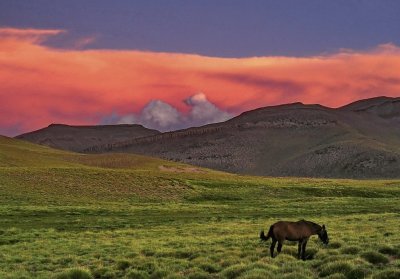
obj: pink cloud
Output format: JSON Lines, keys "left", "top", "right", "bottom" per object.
{"left": 0, "top": 28, "right": 400, "bottom": 136}
{"left": 0, "top": 27, "right": 65, "bottom": 43}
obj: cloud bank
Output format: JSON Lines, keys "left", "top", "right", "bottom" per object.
{"left": 1, "top": 27, "right": 400, "bottom": 136}
{"left": 109, "top": 93, "right": 233, "bottom": 131}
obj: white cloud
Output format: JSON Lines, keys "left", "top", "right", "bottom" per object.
{"left": 184, "top": 92, "right": 208, "bottom": 106}
{"left": 140, "top": 100, "right": 181, "bottom": 131}
{"left": 185, "top": 93, "right": 234, "bottom": 127}
{"left": 105, "top": 93, "right": 234, "bottom": 131}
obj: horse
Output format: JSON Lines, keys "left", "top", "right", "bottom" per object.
{"left": 260, "top": 220, "right": 329, "bottom": 260}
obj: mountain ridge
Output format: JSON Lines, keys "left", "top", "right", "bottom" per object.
{"left": 16, "top": 123, "right": 160, "bottom": 152}
{"left": 14, "top": 96, "right": 400, "bottom": 178}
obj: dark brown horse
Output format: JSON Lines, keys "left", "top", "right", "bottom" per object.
{"left": 260, "top": 220, "right": 329, "bottom": 260}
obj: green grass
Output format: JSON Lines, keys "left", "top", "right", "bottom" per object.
{"left": 0, "top": 136, "right": 399, "bottom": 278}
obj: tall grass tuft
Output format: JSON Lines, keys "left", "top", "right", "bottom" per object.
{"left": 318, "top": 261, "right": 352, "bottom": 277}
{"left": 361, "top": 251, "right": 389, "bottom": 265}
{"left": 54, "top": 268, "right": 93, "bottom": 279}
{"left": 346, "top": 267, "right": 371, "bottom": 279}
{"left": 372, "top": 269, "right": 400, "bottom": 279}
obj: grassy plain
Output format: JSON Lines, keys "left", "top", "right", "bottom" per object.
{"left": 0, "top": 136, "right": 399, "bottom": 278}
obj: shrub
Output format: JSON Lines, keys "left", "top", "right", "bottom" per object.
{"left": 372, "top": 269, "right": 400, "bottom": 279}
{"left": 378, "top": 246, "right": 398, "bottom": 256}
{"left": 346, "top": 267, "right": 371, "bottom": 279}
{"left": 318, "top": 261, "right": 352, "bottom": 277}
{"left": 92, "top": 267, "right": 117, "bottom": 279}
{"left": 361, "top": 251, "right": 389, "bottom": 265}
{"left": 117, "top": 259, "right": 131, "bottom": 270}
{"left": 55, "top": 268, "right": 93, "bottom": 279}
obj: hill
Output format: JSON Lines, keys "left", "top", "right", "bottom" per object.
{"left": 84, "top": 97, "right": 400, "bottom": 178}
{"left": 0, "top": 135, "right": 215, "bottom": 204}
{"left": 1, "top": 134, "right": 400, "bottom": 278}
{"left": 15, "top": 123, "right": 160, "bottom": 152}
{"left": 339, "top": 96, "right": 400, "bottom": 117}
{"left": 0, "top": 134, "right": 194, "bottom": 171}
{"left": 15, "top": 96, "right": 400, "bottom": 178}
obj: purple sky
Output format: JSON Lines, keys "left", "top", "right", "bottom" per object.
{"left": 1, "top": 0, "right": 400, "bottom": 57}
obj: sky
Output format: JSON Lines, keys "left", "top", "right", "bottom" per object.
{"left": 1, "top": 1, "right": 400, "bottom": 136}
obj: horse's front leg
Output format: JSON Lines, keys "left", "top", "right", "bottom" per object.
{"left": 298, "top": 240, "right": 303, "bottom": 259}
{"left": 301, "top": 238, "right": 309, "bottom": 260}
{"left": 270, "top": 239, "right": 277, "bottom": 258}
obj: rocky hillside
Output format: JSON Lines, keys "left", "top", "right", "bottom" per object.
{"left": 16, "top": 97, "right": 400, "bottom": 178}
{"left": 15, "top": 124, "right": 160, "bottom": 152}
{"left": 84, "top": 97, "right": 400, "bottom": 178}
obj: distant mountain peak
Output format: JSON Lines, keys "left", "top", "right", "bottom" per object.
{"left": 339, "top": 96, "right": 400, "bottom": 111}
{"left": 339, "top": 96, "right": 400, "bottom": 119}
{"left": 47, "top": 123, "right": 150, "bottom": 129}
{"left": 16, "top": 123, "right": 160, "bottom": 152}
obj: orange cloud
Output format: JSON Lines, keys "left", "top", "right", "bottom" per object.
{"left": 0, "top": 27, "right": 65, "bottom": 43}
{"left": 0, "top": 28, "right": 400, "bottom": 136}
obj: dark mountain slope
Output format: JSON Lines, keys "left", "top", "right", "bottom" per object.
{"left": 15, "top": 97, "right": 400, "bottom": 178}
{"left": 83, "top": 98, "right": 400, "bottom": 178}
{"left": 340, "top": 96, "right": 400, "bottom": 125}
{"left": 15, "top": 124, "right": 160, "bottom": 152}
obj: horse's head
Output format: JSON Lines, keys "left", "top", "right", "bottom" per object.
{"left": 318, "top": 224, "right": 329, "bottom": 245}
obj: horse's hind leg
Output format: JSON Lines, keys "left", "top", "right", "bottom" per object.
{"left": 277, "top": 241, "right": 283, "bottom": 254}
{"left": 270, "top": 239, "right": 277, "bottom": 258}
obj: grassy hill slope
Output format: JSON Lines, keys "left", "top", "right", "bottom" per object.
{"left": 0, "top": 137, "right": 399, "bottom": 278}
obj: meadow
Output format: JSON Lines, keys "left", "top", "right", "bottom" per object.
{"left": 0, "top": 136, "right": 399, "bottom": 278}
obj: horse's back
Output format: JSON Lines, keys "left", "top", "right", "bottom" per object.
{"left": 272, "top": 220, "right": 300, "bottom": 229}
{"left": 271, "top": 220, "right": 290, "bottom": 227}
{"left": 270, "top": 220, "right": 315, "bottom": 240}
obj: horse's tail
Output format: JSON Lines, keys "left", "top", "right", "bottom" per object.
{"left": 260, "top": 225, "right": 274, "bottom": 241}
